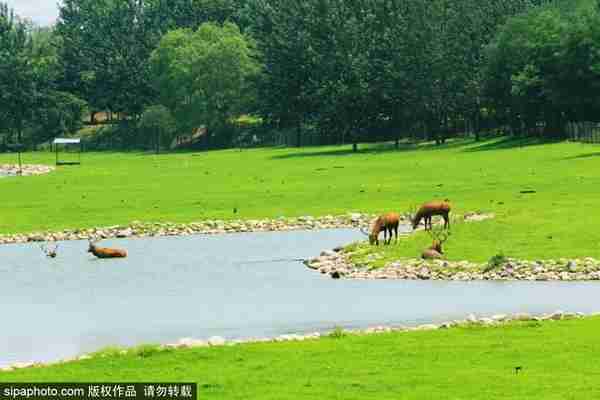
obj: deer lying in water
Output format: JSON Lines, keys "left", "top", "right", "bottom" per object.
{"left": 40, "top": 242, "right": 58, "bottom": 258}
{"left": 412, "top": 199, "right": 451, "bottom": 230}
{"left": 421, "top": 227, "right": 451, "bottom": 259}
{"left": 361, "top": 212, "right": 400, "bottom": 245}
{"left": 88, "top": 240, "right": 127, "bottom": 259}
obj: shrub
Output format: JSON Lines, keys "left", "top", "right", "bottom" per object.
{"left": 328, "top": 326, "right": 347, "bottom": 339}
{"left": 484, "top": 252, "right": 509, "bottom": 272}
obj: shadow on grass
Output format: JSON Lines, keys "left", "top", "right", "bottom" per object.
{"left": 270, "top": 139, "right": 472, "bottom": 160}
{"left": 562, "top": 151, "right": 600, "bottom": 161}
{"left": 462, "top": 137, "right": 559, "bottom": 153}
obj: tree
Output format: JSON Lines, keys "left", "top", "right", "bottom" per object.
{"left": 150, "top": 22, "right": 261, "bottom": 144}
{"left": 56, "top": 0, "right": 156, "bottom": 120}
{"left": 0, "top": 2, "right": 35, "bottom": 146}
{"left": 138, "top": 105, "right": 177, "bottom": 153}
{"left": 483, "top": 2, "right": 600, "bottom": 137}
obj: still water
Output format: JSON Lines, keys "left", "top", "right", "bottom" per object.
{"left": 1, "top": 228, "right": 600, "bottom": 366}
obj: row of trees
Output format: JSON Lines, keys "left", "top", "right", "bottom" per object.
{"left": 484, "top": 1, "right": 600, "bottom": 137}
{"left": 1, "top": 0, "right": 599, "bottom": 150}
{"left": 0, "top": 4, "right": 86, "bottom": 149}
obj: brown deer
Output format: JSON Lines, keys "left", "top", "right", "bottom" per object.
{"left": 361, "top": 212, "right": 400, "bottom": 245}
{"left": 88, "top": 241, "right": 127, "bottom": 259}
{"left": 40, "top": 242, "right": 58, "bottom": 258}
{"left": 412, "top": 199, "right": 451, "bottom": 230}
{"left": 421, "top": 227, "right": 451, "bottom": 259}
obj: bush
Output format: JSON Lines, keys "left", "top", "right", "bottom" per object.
{"left": 484, "top": 253, "right": 509, "bottom": 272}
{"left": 328, "top": 326, "right": 347, "bottom": 339}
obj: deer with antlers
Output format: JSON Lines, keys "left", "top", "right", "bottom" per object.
{"left": 39, "top": 242, "right": 58, "bottom": 258}
{"left": 421, "top": 227, "right": 451, "bottom": 259}
{"left": 88, "top": 240, "right": 127, "bottom": 259}
{"left": 361, "top": 212, "right": 400, "bottom": 245}
{"left": 411, "top": 199, "right": 451, "bottom": 231}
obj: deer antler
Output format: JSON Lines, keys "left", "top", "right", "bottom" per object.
{"left": 405, "top": 204, "right": 419, "bottom": 225}
{"left": 427, "top": 225, "right": 451, "bottom": 243}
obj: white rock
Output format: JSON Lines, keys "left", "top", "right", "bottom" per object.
{"left": 416, "top": 324, "right": 439, "bottom": 331}
{"left": 550, "top": 311, "right": 564, "bottom": 320}
{"left": 320, "top": 250, "right": 337, "bottom": 257}
{"left": 350, "top": 213, "right": 362, "bottom": 222}
{"left": 11, "top": 361, "right": 35, "bottom": 369}
{"left": 116, "top": 229, "right": 133, "bottom": 238}
{"left": 514, "top": 313, "right": 532, "bottom": 321}
{"left": 208, "top": 336, "right": 226, "bottom": 346}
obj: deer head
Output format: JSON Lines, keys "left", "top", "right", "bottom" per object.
{"left": 40, "top": 242, "right": 58, "bottom": 258}
{"left": 360, "top": 223, "right": 380, "bottom": 245}
{"left": 406, "top": 204, "right": 419, "bottom": 230}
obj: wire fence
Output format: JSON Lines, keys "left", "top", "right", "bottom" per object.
{"left": 566, "top": 122, "right": 600, "bottom": 144}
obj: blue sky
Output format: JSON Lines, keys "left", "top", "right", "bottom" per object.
{"left": 5, "top": 0, "right": 59, "bottom": 26}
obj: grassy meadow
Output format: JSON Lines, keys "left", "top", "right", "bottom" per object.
{"left": 3, "top": 317, "right": 600, "bottom": 399}
{"left": 2, "top": 137, "right": 600, "bottom": 262}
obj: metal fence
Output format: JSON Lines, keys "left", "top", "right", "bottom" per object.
{"left": 566, "top": 122, "right": 600, "bottom": 143}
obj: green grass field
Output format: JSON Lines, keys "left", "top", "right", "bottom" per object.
{"left": 3, "top": 317, "right": 600, "bottom": 399}
{"left": 2, "top": 137, "right": 600, "bottom": 262}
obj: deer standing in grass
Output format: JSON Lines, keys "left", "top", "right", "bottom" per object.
{"left": 412, "top": 199, "right": 451, "bottom": 230}
{"left": 421, "top": 227, "right": 451, "bottom": 259}
{"left": 361, "top": 212, "right": 400, "bottom": 245}
{"left": 88, "top": 241, "right": 127, "bottom": 259}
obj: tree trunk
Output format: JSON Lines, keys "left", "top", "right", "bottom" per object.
{"left": 17, "top": 120, "right": 23, "bottom": 175}
{"left": 543, "top": 112, "right": 566, "bottom": 139}
{"left": 156, "top": 128, "right": 160, "bottom": 154}
{"left": 296, "top": 123, "right": 301, "bottom": 147}
{"left": 473, "top": 111, "right": 481, "bottom": 142}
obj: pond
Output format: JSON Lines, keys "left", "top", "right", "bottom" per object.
{"left": 2, "top": 228, "right": 600, "bottom": 367}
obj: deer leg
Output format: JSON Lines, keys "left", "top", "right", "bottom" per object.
{"left": 394, "top": 225, "right": 398, "bottom": 243}
{"left": 384, "top": 229, "right": 388, "bottom": 245}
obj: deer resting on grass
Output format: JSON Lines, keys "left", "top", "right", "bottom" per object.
{"left": 421, "top": 227, "right": 451, "bottom": 260}
{"left": 412, "top": 199, "right": 451, "bottom": 230}
{"left": 361, "top": 212, "right": 400, "bottom": 245}
{"left": 88, "top": 240, "right": 127, "bottom": 259}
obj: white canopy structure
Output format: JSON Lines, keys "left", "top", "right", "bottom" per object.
{"left": 52, "top": 138, "right": 82, "bottom": 165}
{"left": 53, "top": 138, "right": 81, "bottom": 145}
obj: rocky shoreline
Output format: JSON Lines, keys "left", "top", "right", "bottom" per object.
{"left": 0, "top": 213, "right": 387, "bottom": 245}
{"left": 1, "top": 310, "right": 595, "bottom": 372}
{"left": 306, "top": 249, "right": 600, "bottom": 281}
{"left": 0, "top": 164, "right": 55, "bottom": 177}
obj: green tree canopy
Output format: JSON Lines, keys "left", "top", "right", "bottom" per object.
{"left": 150, "top": 22, "right": 261, "bottom": 142}
{"left": 483, "top": 1, "right": 600, "bottom": 137}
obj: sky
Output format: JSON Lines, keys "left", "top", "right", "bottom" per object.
{"left": 5, "top": 0, "right": 60, "bottom": 26}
